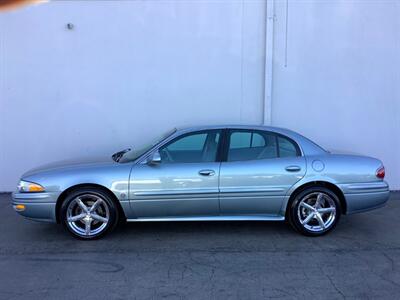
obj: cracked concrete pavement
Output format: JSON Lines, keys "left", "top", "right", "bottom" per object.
{"left": 1, "top": 192, "right": 400, "bottom": 299}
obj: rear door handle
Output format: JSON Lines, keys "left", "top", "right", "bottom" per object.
{"left": 285, "top": 165, "right": 301, "bottom": 172}
{"left": 198, "top": 169, "right": 215, "bottom": 176}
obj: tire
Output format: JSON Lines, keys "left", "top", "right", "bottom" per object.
{"left": 60, "top": 188, "right": 119, "bottom": 240}
{"left": 288, "top": 186, "right": 341, "bottom": 236}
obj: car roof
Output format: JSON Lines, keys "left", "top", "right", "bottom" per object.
{"left": 176, "top": 124, "right": 295, "bottom": 135}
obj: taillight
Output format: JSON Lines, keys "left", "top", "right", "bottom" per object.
{"left": 376, "top": 166, "right": 385, "bottom": 179}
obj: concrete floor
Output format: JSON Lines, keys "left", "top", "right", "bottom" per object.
{"left": 1, "top": 192, "right": 400, "bottom": 299}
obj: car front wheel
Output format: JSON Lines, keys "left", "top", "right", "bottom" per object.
{"left": 60, "top": 188, "right": 119, "bottom": 239}
{"left": 288, "top": 187, "right": 341, "bottom": 236}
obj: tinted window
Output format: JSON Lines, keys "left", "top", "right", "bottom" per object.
{"left": 229, "top": 131, "right": 267, "bottom": 149}
{"left": 160, "top": 131, "right": 220, "bottom": 163}
{"left": 227, "top": 131, "right": 277, "bottom": 162}
{"left": 252, "top": 133, "right": 265, "bottom": 147}
{"left": 230, "top": 132, "right": 252, "bottom": 149}
{"left": 278, "top": 136, "right": 298, "bottom": 157}
{"left": 167, "top": 133, "right": 207, "bottom": 151}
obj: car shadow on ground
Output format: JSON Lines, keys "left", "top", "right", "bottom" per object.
{"left": 4, "top": 211, "right": 371, "bottom": 241}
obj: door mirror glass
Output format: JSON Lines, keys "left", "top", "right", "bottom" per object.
{"left": 148, "top": 151, "right": 162, "bottom": 165}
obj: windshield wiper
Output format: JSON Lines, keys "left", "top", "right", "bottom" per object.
{"left": 112, "top": 148, "right": 131, "bottom": 162}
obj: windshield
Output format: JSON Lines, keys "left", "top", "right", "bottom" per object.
{"left": 115, "top": 128, "right": 177, "bottom": 163}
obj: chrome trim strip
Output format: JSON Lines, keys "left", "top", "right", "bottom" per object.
{"left": 218, "top": 194, "right": 281, "bottom": 200}
{"left": 12, "top": 192, "right": 52, "bottom": 200}
{"left": 132, "top": 197, "right": 218, "bottom": 203}
{"left": 220, "top": 187, "right": 286, "bottom": 193}
{"left": 347, "top": 182, "right": 389, "bottom": 191}
{"left": 339, "top": 181, "right": 390, "bottom": 194}
{"left": 12, "top": 192, "right": 59, "bottom": 202}
{"left": 133, "top": 189, "right": 218, "bottom": 196}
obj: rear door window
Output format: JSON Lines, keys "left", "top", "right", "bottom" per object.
{"left": 227, "top": 130, "right": 277, "bottom": 162}
{"left": 227, "top": 130, "right": 300, "bottom": 162}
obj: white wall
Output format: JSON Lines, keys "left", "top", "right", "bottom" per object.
{"left": 0, "top": 0, "right": 266, "bottom": 191}
{"left": 0, "top": 0, "right": 399, "bottom": 191}
{"left": 271, "top": 0, "right": 400, "bottom": 189}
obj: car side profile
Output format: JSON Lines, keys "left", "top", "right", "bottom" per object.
{"left": 12, "top": 125, "right": 390, "bottom": 239}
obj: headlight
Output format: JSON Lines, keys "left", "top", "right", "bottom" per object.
{"left": 18, "top": 180, "right": 45, "bottom": 193}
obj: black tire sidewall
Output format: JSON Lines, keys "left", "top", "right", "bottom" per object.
{"left": 60, "top": 188, "right": 118, "bottom": 240}
{"left": 289, "top": 187, "right": 341, "bottom": 236}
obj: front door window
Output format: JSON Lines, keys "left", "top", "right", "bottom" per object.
{"left": 159, "top": 131, "right": 220, "bottom": 163}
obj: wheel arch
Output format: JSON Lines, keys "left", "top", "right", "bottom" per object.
{"left": 285, "top": 181, "right": 347, "bottom": 218}
{"left": 55, "top": 183, "right": 126, "bottom": 223}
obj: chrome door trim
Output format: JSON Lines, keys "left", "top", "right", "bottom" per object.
{"left": 132, "top": 190, "right": 219, "bottom": 197}
{"left": 219, "top": 187, "right": 286, "bottom": 194}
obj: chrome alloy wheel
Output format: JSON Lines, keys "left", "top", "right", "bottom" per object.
{"left": 297, "top": 192, "right": 337, "bottom": 232}
{"left": 66, "top": 194, "right": 110, "bottom": 237}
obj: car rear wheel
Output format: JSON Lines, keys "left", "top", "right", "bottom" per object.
{"left": 288, "top": 187, "right": 341, "bottom": 236}
{"left": 60, "top": 188, "right": 119, "bottom": 239}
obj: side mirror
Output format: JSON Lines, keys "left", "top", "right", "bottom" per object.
{"left": 148, "top": 151, "right": 161, "bottom": 165}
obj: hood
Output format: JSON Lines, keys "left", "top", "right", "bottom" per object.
{"left": 22, "top": 156, "right": 115, "bottom": 178}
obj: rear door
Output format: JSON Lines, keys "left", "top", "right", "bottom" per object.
{"left": 219, "top": 129, "right": 306, "bottom": 216}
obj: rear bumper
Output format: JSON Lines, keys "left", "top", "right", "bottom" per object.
{"left": 339, "top": 181, "right": 390, "bottom": 214}
{"left": 12, "top": 192, "right": 59, "bottom": 223}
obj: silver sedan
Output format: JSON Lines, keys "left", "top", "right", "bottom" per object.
{"left": 12, "top": 125, "right": 390, "bottom": 239}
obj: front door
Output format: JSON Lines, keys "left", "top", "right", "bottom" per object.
{"left": 219, "top": 129, "right": 306, "bottom": 216}
{"left": 129, "top": 130, "right": 222, "bottom": 218}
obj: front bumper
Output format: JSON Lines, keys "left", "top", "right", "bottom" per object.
{"left": 12, "top": 192, "right": 60, "bottom": 223}
{"left": 339, "top": 181, "right": 390, "bottom": 214}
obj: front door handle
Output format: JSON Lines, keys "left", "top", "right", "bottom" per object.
{"left": 285, "top": 165, "right": 301, "bottom": 172}
{"left": 198, "top": 169, "right": 215, "bottom": 176}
